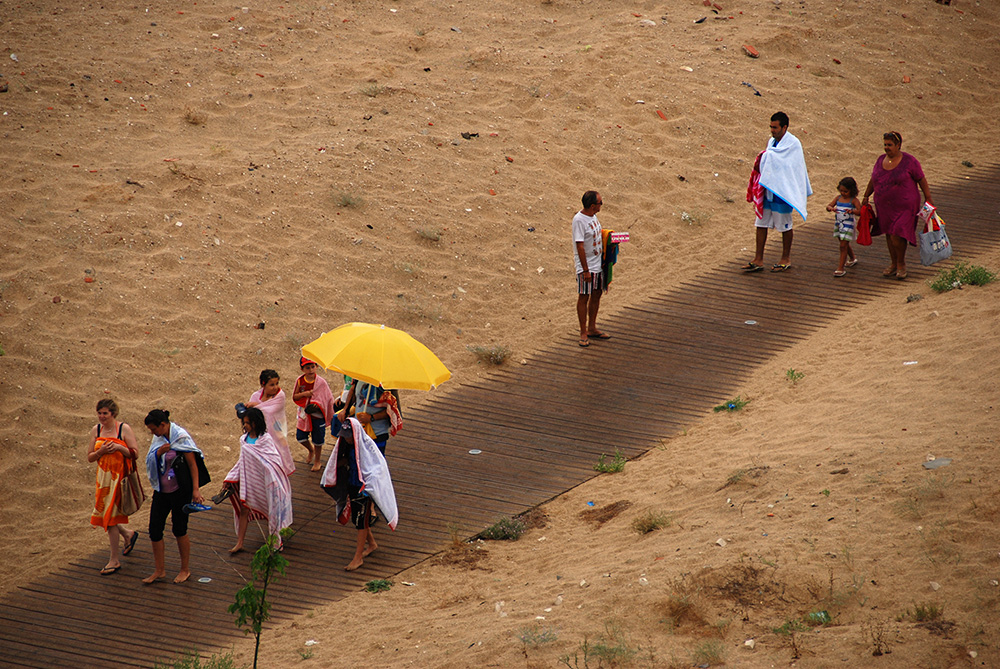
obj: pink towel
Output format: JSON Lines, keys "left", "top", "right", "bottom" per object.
{"left": 249, "top": 388, "right": 294, "bottom": 475}
{"left": 746, "top": 150, "right": 765, "bottom": 220}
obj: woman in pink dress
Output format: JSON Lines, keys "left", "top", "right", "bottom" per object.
{"left": 861, "top": 131, "right": 934, "bottom": 280}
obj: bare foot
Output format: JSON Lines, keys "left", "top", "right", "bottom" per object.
{"left": 305, "top": 452, "right": 314, "bottom": 465}
{"left": 310, "top": 462, "right": 322, "bottom": 472}
{"left": 229, "top": 544, "right": 244, "bottom": 555}
{"left": 363, "top": 540, "right": 378, "bottom": 557}
{"left": 173, "top": 570, "right": 191, "bottom": 584}
{"left": 142, "top": 571, "right": 166, "bottom": 585}
{"left": 345, "top": 557, "right": 364, "bottom": 571}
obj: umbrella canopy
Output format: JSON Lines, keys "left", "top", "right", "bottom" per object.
{"left": 301, "top": 322, "right": 451, "bottom": 391}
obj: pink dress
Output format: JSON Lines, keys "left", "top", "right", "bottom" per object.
{"left": 870, "top": 152, "right": 925, "bottom": 245}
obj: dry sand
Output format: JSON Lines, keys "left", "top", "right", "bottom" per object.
{"left": 1, "top": 0, "right": 999, "bottom": 666}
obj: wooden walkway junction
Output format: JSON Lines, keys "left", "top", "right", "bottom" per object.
{"left": 1, "top": 165, "right": 998, "bottom": 668}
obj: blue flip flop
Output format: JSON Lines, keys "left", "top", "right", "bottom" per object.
{"left": 183, "top": 503, "right": 212, "bottom": 514}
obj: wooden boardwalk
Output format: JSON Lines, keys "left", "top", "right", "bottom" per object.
{"left": 1, "top": 165, "right": 998, "bottom": 668}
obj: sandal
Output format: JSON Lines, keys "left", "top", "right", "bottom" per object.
{"left": 771, "top": 263, "right": 792, "bottom": 273}
{"left": 882, "top": 266, "right": 897, "bottom": 277}
{"left": 845, "top": 259, "right": 859, "bottom": 268}
{"left": 833, "top": 270, "right": 847, "bottom": 277}
{"left": 741, "top": 262, "right": 765, "bottom": 272}
{"left": 578, "top": 338, "right": 590, "bottom": 348}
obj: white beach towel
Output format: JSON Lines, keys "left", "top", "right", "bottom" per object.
{"left": 320, "top": 417, "right": 398, "bottom": 530}
{"left": 758, "top": 131, "right": 813, "bottom": 220}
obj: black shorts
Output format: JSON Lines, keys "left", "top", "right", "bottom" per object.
{"left": 349, "top": 489, "right": 373, "bottom": 530}
{"left": 148, "top": 488, "right": 191, "bottom": 541}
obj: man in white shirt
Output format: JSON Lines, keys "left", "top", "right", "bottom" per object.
{"left": 573, "top": 190, "right": 610, "bottom": 347}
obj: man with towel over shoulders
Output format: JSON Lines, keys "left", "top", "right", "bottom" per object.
{"left": 743, "top": 111, "right": 812, "bottom": 273}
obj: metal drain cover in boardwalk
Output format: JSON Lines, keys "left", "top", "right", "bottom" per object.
{"left": 1, "top": 165, "right": 998, "bottom": 668}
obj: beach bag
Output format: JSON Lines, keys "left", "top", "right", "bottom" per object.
{"left": 919, "top": 212, "right": 952, "bottom": 266}
{"left": 171, "top": 451, "right": 212, "bottom": 491}
{"left": 856, "top": 204, "right": 874, "bottom": 246}
{"left": 119, "top": 456, "right": 146, "bottom": 516}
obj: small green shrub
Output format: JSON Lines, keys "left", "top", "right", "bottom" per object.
{"left": 713, "top": 396, "right": 749, "bottom": 412}
{"left": 154, "top": 649, "right": 242, "bottom": 669}
{"left": 930, "top": 261, "right": 996, "bottom": 292}
{"left": 335, "top": 191, "right": 364, "bottom": 208}
{"left": 480, "top": 515, "right": 526, "bottom": 541}
{"left": 631, "top": 510, "right": 670, "bottom": 534}
{"left": 589, "top": 622, "right": 639, "bottom": 666}
{"left": 364, "top": 578, "right": 392, "bottom": 593}
{"left": 467, "top": 344, "right": 510, "bottom": 365}
{"left": 785, "top": 368, "right": 804, "bottom": 384}
{"left": 691, "top": 639, "right": 726, "bottom": 666}
{"left": 911, "top": 602, "right": 943, "bottom": 622}
{"left": 517, "top": 624, "right": 558, "bottom": 647}
{"left": 593, "top": 449, "right": 626, "bottom": 473}
{"left": 359, "top": 83, "right": 385, "bottom": 97}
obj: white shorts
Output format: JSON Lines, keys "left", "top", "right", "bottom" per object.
{"left": 755, "top": 208, "right": 794, "bottom": 232}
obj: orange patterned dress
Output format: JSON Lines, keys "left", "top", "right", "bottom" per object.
{"left": 89, "top": 422, "right": 131, "bottom": 529}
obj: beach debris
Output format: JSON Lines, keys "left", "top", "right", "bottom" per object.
{"left": 635, "top": 99, "right": 645, "bottom": 104}
{"left": 639, "top": 19, "right": 656, "bottom": 26}
{"left": 84, "top": 277, "right": 95, "bottom": 283}
{"left": 639, "top": 576, "right": 649, "bottom": 586}
{"left": 930, "top": 581, "right": 941, "bottom": 591}
{"left": 461, "top": 132, "right": 479, "bottom": 140}
{"left": 451, "top": 26, "right": 462, "bottom": 33}
{"left": 903, "top": 360, "right": 918, "bottom": 365}
{"left": 468, "top": 449, "right": 482, "bottom": 455}
{"left": 830, "top": 468, "right": 849, "bottom": 475}
{"left": 197, "top": 577, "right": 212, "bottom": 583}
{"left": 254, "top": 321, "right": 265, "bottom": 330}
{"left": 923, "top": 458, "right": 952, "bottom": 470}
{"left": 537, "top": 267, "right": 544, "bottom": 274}
{"left": 744, "top": 639, "right": 756, "bottom": 649}
{"left": 741, "top": 81, "right": 762, "bottom": 96}
{"left": 903, "top": 75, "right": 911, "bottom": 83}
{"left": 52, "top": 296, "right": 61, "bottom": 303}
{"left": 402, "top": 581, "right": 415, "bottom": 586}
{"left": 10, "top": 54, "right": 18, "bottom": 62}
{"left": 808, "top": 610, "right": 831, "bottom": 624}
{"left": 694, "top": 16, "right": 707, "bottom": 23}
{"left": 906, "top": 293, "right": 922, "bottom": 302}
{"left": 742, "top": 44, "right": 759, "bottom": 58}
{"left": 715, "top": 538, "right": 727, "bottom": 547}
{"left": 681, "top": 66, "right": 694, "bottom": 72}
{"left": 505, "top": 156, "right": 514, "bottom": 162}
{"left": 305, "top": 640, "right": 318, "bottom": 647}
{"left": 962, "top": 160, "right": 974, "bottom": 167}
{"left": 0, "top": 82, "right": 7, "bottom": 93}
{"left": 580, "top": 579, "right": 588, "bottom": 587}
{"left": 656, "top": 110, "right": 668, "bottom": 120}
{"left": 832, "top": 58, "right": 841, "bottom": 64}
{"left": 677, "top": 175, "right": 686, "bottom": 181}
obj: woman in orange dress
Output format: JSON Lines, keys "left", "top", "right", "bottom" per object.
{"left": 87, "top": 398, "right": 141, "bottom": 574}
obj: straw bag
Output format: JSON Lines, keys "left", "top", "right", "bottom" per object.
{"left": 120, "top": 455, "right": 146, "bottom": 516}
{"left": 919, "top": 211, "right": 952, "bottom": 266}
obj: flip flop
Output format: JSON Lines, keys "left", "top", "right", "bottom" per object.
{"left": 882, "top": 267, "right": 897, "bottom": 277}
{"left": 587, "top": 331, "right": 612, "bottom": 340}
{"left": 122, "top": 531, "right": 139, "bottom": 556}
{"left": 578, "top": 338, "right": 590, "bottom": 348}
{"left": 100, "top": 565, "right": 121, "bottom": 575}
{"left": 182, "top": 503, "right": 212, "bottom": 514}
{"left": 771, "top": 263, "right": 792, "bottom": 273}
{"left": 833, "top": 270, "right": 846, "bottom": 277}
{"left": 741, "top": 262, "right": 764, "bottom": 273}
{"left": 845, "top": 259, "right": 859, "bottom": 268}
{"left": 895, "top": 270, "right": 907, "bottom": 280}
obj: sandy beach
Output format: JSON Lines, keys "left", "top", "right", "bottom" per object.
{"left": 2, "top": 0, "right": 999, "bottom": 665}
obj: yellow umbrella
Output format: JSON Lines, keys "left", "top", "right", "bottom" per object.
{"left": 301, "top": 322, "right": 451, "bottom": 391}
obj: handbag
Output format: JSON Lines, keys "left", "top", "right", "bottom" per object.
{"left": 120, "top": 455, "right": 146, "bottom": 516}
{"left": 857, "top": 204, "right": 874, "bottom": 246}
{"left": 919, "top": 212, "right": 952, "bottom": 266}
